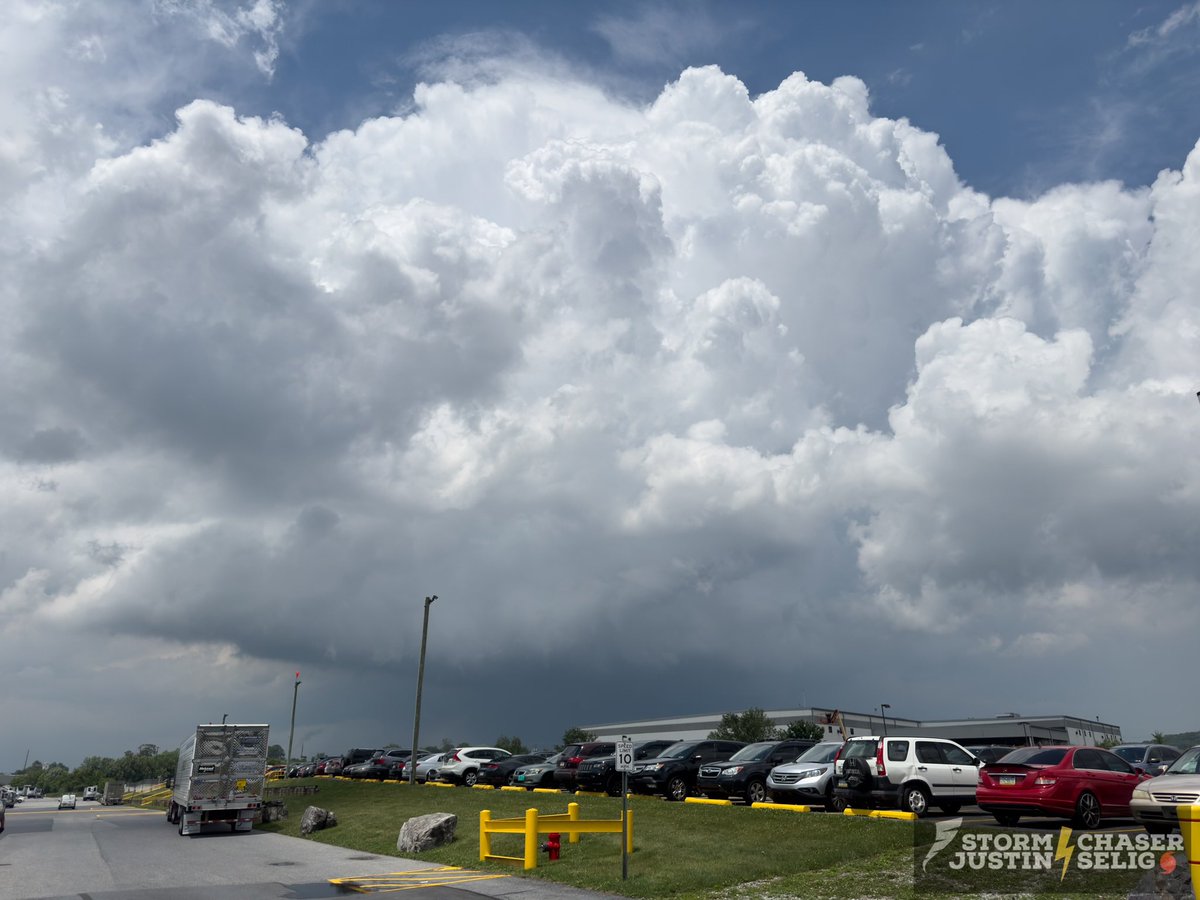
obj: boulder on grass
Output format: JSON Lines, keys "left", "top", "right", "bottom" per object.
{"left": 397, "top": 812, "right": 457, "bottom": 853}
{"left": 261, "top": 801, "right": 288, "bottom": 823}
{"left": 300, "top": 806, "right": 337, "bottom": 834}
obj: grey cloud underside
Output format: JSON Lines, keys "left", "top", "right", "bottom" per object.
{"left": 3, "top": 52, "right": 1200, "bottom": 760}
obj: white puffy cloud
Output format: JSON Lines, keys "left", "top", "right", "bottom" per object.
{"left": 2, "top": 7, "right": 1200, "bottom": 764}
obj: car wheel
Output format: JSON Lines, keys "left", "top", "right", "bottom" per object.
{"left": 745, "top": 779, "right": 767, "bottom": 805}
{"left": 899, "top": 784, "right": 930, "bottom": 817}
{"left": 1072, "top": 791, "right": 1101, "bottom": 829}
{"left": 828, "top": 792, "right": 848, "bottom": 812}
{"left": 994, "top": 812, "right": 1020, "bottom": 827}
{"left": 462, "top": 769, "right": 478, "bottom": 787}
{"left": 938, "top": 802, "right": 962, "bottom": 815}
{"left": 666, "top": 776, "right": 688, "bottom": 801}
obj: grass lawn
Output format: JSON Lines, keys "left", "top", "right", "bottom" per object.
{"left": 254, "top": 779, "right": 1157, "bottom": 899}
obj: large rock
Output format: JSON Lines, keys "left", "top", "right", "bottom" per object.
{"left": 397, "top": 812, "right": 457, "bottom": 853}
{"left": 261, "top": 801, "right": 288, "bottom": 823}
{"left": 300, "top": 806, "right": 337, "bottom": 834}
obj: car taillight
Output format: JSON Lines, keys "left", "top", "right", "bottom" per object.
{"left": 569, "top": 757, "right": 583, "bottom": 766}
{"left": 449, "top": 752, "right": 460, "bottom": 762}
{"left": 875, "top": 743, "right": 886, "bottom": 777}
{"left": 833, "top": 745, "right": 843, "bottom": 762}
{"left": 1033, "top": 775, "right": 1056, "bottom": 786}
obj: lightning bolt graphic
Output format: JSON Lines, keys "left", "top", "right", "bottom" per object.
{"left": 1055, "top": 827, "right": 1075, "bottom": 881}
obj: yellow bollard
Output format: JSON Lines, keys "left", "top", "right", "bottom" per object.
{"left": 568, "top": 802, "right": 580, "bottom": 844}
{"left": 1178, "top": 804, "right": 1200, "bottom": 898}
{"left": 626, "top": 807, "right": 634, "bottom": 854}
{"left": 523, "top": 808, "right": 539, "bottom": 870}
{"left": 479, "top": 810, "right": 491, "bottom": 862}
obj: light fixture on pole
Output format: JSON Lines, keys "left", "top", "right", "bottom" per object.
{"left": 285, "top": 671, "right": 301, "bottom": 776}
{"left": 409, "top": 595, "right": 437, "bottom": 785}
{"left": 880, "top": 703, "right": 891, "bottom": 737}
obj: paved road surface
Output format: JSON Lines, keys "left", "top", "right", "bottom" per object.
{"left": 0, "top": 799, "right": 620, "bottom": 900}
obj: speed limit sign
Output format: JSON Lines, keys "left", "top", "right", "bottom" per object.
{"left": 615, "top": 740, "right": 634, "bottom": 772}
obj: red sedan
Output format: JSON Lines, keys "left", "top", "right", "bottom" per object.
{"left": 977, "top": 745, "right": 1150, "bottom": 828}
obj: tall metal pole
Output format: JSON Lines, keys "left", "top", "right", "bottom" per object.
{"left": 285, "top": 672, "right": 300, "bottom": 776}
{"left": 880, "top": 703, "right": 890, "bottom": 737}
{"left": 409, "top": 595, "right": 437, "bottom": 785}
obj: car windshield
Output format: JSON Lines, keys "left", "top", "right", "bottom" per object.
{"left": 795, "top": 742, "right": 842, "bottom": 764}
{"left": 996, "top": 747, "right": 1068, "bottom": 766}
{"left": 1112, "top": 747, "right": 1147, "bottom": 763}
{"left": 727, "top": 742, "right": 778, "bottom": 762}
{"left": 661, "top": 741, "right": 701, "bottom": 759}
{"left": 1164, "top": 748, "right": 1200, "bottom": 775}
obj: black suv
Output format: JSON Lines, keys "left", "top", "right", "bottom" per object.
{"left": 630, "top": 739, "right": 746, "bottom": 801}
{"left": 554, "top": 741, "right": 617, "bottom": 789}
{"left": 575, "top": 740, "right": 680, "bottom": 796}
{"left": 695, "top": 739, "right": 815, "bottom": 804}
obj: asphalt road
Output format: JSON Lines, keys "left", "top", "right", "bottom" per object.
{"left": 0, "top": 799, "right": 621, "bottom": 900}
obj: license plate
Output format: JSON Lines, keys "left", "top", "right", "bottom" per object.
{"left": 837, "top": 780, "right": 849, "bottom": 789}
{"left": 999, "top": 775, "right": 1017, "bottom": 785}
{"left": 516, "top": 774, "right": 525, "bottom": 782}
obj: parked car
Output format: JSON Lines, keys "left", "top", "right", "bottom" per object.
{"left": 766, "top": 740, "right": 846, "bottom": 809}
{"left": 82, "top": 785, "right": 100, "bottom": 802}
{"left": 511, "top": 752, "right": 562, "bottom": 789}
{"left": 342, "top": 747, "right": 382, "bottom": 767}
{"left": 477, "top": 753, "right": 548, "bottom": 787}
{"left": 1129, "top": 744, "right": 1200, "bottom": 834}
{"left": 554, "top": 742, "right": 617, "bottom": 790}
{"left": 630, "top": 739, "right": 747, "bottom": 801}
{"left": 575, "top": 740, "right": 681, "bottom": 796}
{"left": 343, "top": 756, "right": 394, "bottom": 780}
{"left": 400, "top": 752, "right": 450, "bottom": 783}
{"left": 965, "top": 745, "right": 1016, "bottom": 764}
{"left": 322, "top": 757, "right": 345, "bottom": 776}
{"left": 1111, "top": 743, "right": 1181, "bottom": 777}
{"left": 438, "top": 747, "right": 512, "bottom": 786}
{"left": 59, "top": 793, "right": 77, "bottom": 810}
{"left": 835, "top": 735, "right": 980, "bottom": 817}
{"left": 977, "top": 745, "right": 1150, "bottom": 828}
{"left": 695, "top": 739, "right": 815, "bottom": 804}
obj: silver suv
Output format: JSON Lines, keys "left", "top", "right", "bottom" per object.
{"left": 834, "top": 735, "right": 981, "bottom": 816}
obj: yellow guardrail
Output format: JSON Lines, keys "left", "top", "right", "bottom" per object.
{"left": 479, "top": 802, "right": 632, "bottom": 871}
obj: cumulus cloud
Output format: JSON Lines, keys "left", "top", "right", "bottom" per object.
{"left": 2, "top": 7, "right": 1200, "bottom": 763}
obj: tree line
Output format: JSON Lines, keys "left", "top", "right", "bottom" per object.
{"left": 11, "top": 744, "right": 179, "bottom": 794}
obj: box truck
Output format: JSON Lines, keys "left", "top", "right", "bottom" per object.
{"left": 168, "top": 724, "right": 269, "bottom": 836}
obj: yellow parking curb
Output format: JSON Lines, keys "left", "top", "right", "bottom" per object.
{"left": 471, "top": 784, "right": 495, "bottom": 790}
{"left": 751, "top": 802, "right": 812, "bottom": 812}
{"left": 843, "top": 807, "right": 917, "bottom": 821}
{"left": 685, "top": 797, "right": 733, "bottom": 806}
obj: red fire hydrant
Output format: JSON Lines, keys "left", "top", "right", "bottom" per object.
{"left": 544, "top": 832, "right": 561, "bottom": 861}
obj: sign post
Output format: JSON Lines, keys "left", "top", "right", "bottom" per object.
{"left": 615, "top": 737, "right": 634, "bottom": 880}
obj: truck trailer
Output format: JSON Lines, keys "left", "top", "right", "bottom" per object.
{"left": 100, "top": 781, "right": 124, "bottom": 805}
{"left": 168, "top": 724, "right": 269, "bottom": 836}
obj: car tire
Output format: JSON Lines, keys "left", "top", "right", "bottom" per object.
{"left": 462, "top": 769, "right": 478, "bottom": 787}
{"left": 938, "top": 802, "right": 962, "bottom": 815}
{"left": 899, "top": 783, "right": 930, "bottom": 817}
{"left": 745, "top": 779, "right": 767, "bottom": 805}
{"left": 994, "top": 812, "right": 1020, "bottom": 827}
{"left": 1072, "top": 791, "right": 1101, "bottom": 829}
{"left": 666, "top": 775, "right": 688, "bottom": 801}
{"left": 606, "top": 775, "right": 623, "bottom": 797}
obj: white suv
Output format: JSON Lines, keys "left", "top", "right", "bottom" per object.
{"left": 437, "top": 747, "right": 512, "bottom": 786}
{"left": 834, "top": 735, "right": 981, "bottom": 817}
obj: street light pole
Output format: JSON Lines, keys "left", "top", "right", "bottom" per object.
{"left": 286, "top": 672, "right": 301, "bottom": 776}
{"left": 409, "top": 595, "right": 437, "bottom": 785}
{"left": 880, "top": 703, "right": 891, "bottom": 737}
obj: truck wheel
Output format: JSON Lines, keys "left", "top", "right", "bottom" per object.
{"left": 745, "top": 779, "right": 767, "bottom": 804}
{"left": 666, "top": 776, "right": 688, "bottom": 801}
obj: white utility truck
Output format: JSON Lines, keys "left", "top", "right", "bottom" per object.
{"left": 168, "top": 724, "right": 269, "bottom": 836}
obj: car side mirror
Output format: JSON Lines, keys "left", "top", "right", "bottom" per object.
{"left": 1133, "top": 765, "right": 1146, "bottom": 775}
{"left": 974, "top": 758, "right": 983, "bottom": 766}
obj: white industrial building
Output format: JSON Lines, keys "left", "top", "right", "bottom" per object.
{"left": 584, "top": 706, "right": 1123, "bottom": 747}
